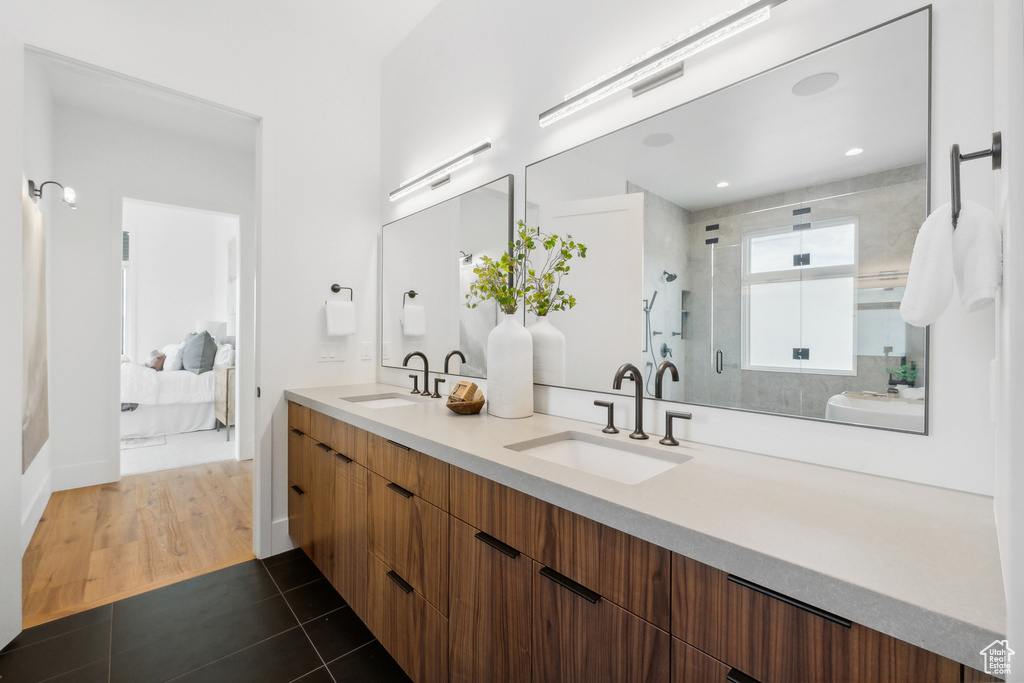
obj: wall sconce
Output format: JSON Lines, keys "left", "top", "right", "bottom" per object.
{"left": 28, "top": 179, "right": 77, "bottom": 208}
{"left": 539, "top": 0, "right": 786, "bottom": 127}
{"left": 389, "top": 139, "right": 492, "bottom": 202}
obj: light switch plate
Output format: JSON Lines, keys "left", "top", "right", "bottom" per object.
{"left": 319, "top": 343, "right": 344, "bottom": 362}
{"left": 360, "top": 342, "right": 372, "bottom": 360}
{"left": 382, "top": 342, "right": 390, "bottom": 360}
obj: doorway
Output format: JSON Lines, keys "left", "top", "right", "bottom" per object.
{"left": 21, "top": 48, "right": 261, "bottom": 627}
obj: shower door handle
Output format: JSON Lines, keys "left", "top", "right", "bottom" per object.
{"left": 715, "top": 349, "right": 724, "bottom": 374}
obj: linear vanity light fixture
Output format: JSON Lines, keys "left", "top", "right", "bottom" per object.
{"left": 389, "top": 139, "right": 492, "bottom": 202}
{"left": 28, "top": 179, "right": 77, "bottom": 208}
{"left": 538, "top": 0, "right": 786, "bottom": 127}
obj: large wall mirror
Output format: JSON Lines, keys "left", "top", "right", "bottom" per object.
{"left": 524, "top": 9, "right": 930, "bottom": 433}
{"left": 381, "top": 175, "right": 513, "bottom": 377}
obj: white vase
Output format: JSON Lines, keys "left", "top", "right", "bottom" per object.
{"left": 528, "top": 317, "right": 566, "bottom": 386}
{"left": 486, "top": 314, "right": 534, "bottom": 418}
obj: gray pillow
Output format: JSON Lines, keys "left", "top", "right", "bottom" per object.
{"left": 182, "top": 331, "right": 217, "bottom": 374}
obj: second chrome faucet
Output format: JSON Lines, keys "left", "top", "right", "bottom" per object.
{"left": 612, "top": 363, "right": 647, "bottom": 440}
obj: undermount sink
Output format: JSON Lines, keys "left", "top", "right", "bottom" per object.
{"left": 825, "top": 393, "right": 924, "bottom": 431}
{"left": 504, "top": 431, "right": 691, "bottom": 485}
{"left": 342, "top": 393, "right": 426, "bottom": 409}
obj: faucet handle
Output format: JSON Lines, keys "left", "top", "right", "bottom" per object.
{"left": 594, "top": 400, "right": 619, "bottom": 434}
{"left": 659, "top": 411, "right": 692, "bottom": 446}
{"left": 408, "top": 374, "right": 420, "bottom": 394}
{"left": 431, "top": 377, "right": 446, "bottom": 398}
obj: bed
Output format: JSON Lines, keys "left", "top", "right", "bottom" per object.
{"left": 120, "top": 361, "right": 220, "bottom": 438}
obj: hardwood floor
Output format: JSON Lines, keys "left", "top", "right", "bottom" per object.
{"left": 22, "top": 458, "right": 254, "bottom": 629}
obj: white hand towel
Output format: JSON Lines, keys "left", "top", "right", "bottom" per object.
{"left": 900, "top": 202, "right": 955, "bottom": 327}
{"left": 403, "top": 304, "right": 426, "bottom": 337}
{"left": 325, "top": 301, "right": 356, "bottom": 336}
{"left": 952, "top": 199, "right": 1002, "bottom": 311}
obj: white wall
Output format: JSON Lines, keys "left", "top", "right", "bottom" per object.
{"left": 993, "top": 0, "right": 1024, "bottom": 659}
{"left": 381, "top": 0, "right": 1001, "bottom": 496}
{"left": 123, "top": 199, "right": 238, "bottom": 362}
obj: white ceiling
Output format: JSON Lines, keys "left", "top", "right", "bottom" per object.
{"left": 565, "top": 11, "right": 929, "bottom": 212}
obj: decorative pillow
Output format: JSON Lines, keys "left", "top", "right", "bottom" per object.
{"left": 145, "top": 350, "right": 166, "bottom": 371}
{"left": 214, "top": 343, "right": 234, "bottom": 367}
{"left": 161, "top": 342, "right": 186, "bottom": 371}
{"left": 182, "top": 331, "right": 217, "bottom": 374}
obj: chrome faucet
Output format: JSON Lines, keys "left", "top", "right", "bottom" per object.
{"left": 654, "top": 360, "right": 679, "bottom": 399}
{"left": 402, "top": 352, "right": 431, "bottom": 396}
{"left": 444, "top": 349, "right": 466, "bottom": 374}
{"left": 612, "top": 363, "right": 647, "bottom": 440}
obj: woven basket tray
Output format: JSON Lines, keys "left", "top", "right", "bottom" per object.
{"left": 446, "top": 389, "right": 485, "bottom": 415}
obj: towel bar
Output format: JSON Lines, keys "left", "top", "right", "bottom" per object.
{"left": 950, "top": 131, "right": 1001, "bottom": 228}
{"left": 403, "top": 290, "right": 418, "bottom": 307}
{"left": 326, "top": 284, "right": 353, "bottom": 304}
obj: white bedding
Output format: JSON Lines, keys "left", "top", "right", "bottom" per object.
{"left": 121, "top": 362, "right": 216, "bottom": 405}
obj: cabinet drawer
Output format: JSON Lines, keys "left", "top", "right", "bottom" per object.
{"left": 672, "top": 638, "right": 734, "bottom": 683}
{"left": 367, "top": 471, "right": 449, "bottom": 614}
{"left": 333, "top": 419, "right": 369, "bottom": 466}
{"left": 309, "top": 409, "right": 334, "bottom": 449}
{"left": 533, "top": 558, "right": 670, "bottom": 683}
{"left": 333, "top": 455, "right": 368, "bottom": 621}
{"left": 449, "top": 517, "right": 532, "bottom": 683}
{"left": 287, "top": 425, "right": 308, "bottom": 490}
{"left": 367, "top": 434, "right": 448, "bottom": 509}
{"left": 450, "top": 467, "right": 670, "bottom": 629}
{"left": 366, "top": 552, "right": 448, "bottom": 683}
{"left": 287, "top": 401, "right": 310, "bottom": 434}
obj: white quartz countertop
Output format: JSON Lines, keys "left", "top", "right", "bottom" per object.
{"left": 285, "top": 383, "right": 1005, "bottom": 668}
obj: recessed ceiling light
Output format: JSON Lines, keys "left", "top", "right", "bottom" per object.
{"left": 716, "top": 181, "right": 730, "bottom": 188}
{"left": 792, "top": 72, "right": 839, "bottom": 97}
{"left": 643, "top": 133, "right": 674, "bottom": 147}
{"left": 846, "top": 147, "right": 864, "bottom": 156}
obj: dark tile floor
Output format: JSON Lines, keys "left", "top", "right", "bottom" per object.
{"left": 0, "top": 549, "right": 412, "bottom": 683}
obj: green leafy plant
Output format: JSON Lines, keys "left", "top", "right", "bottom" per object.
{"left": 465, "top": 221, "right": 587, "bottom": 316}
{"left": 884, "top": 363, "right": 918, "bottom": 384}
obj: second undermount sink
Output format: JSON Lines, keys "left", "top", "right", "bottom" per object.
{"left": 504, "top": 431, "right": 691, "bottom": 485}
{"left": 342, "top": 392, "right": 426, "bottom": 409}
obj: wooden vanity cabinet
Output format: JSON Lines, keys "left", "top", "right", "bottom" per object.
{"left": 287, "top": 404, "right": 311, "bottom": 554}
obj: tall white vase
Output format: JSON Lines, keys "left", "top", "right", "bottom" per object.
{"left": 528, "top": 317, "right": 566, "bottom": 386}
{"left": 486, "top": 314, "right": 534, "bottom": 418}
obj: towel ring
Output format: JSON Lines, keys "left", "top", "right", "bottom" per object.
{"left": 326, "top": 284, "right": 353, "bottom": 305}
{"left": 951, "top": 132, "right": 1001, "bottom": 228}
{"left": 403, "top": 290, "right": 418, "bottom": 307}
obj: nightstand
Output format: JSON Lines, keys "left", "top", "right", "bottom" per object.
{"left": 215, "top": 365, "right": 235, "bottom": 441}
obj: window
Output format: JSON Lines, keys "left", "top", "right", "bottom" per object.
{"left": 742, "top": 218, "right": 858, "bottom": 374}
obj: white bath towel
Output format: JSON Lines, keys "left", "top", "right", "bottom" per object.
{"left": 325, "top": 301, "right": 356, "bottom": 336}
{"left": 900, "top": 202, "right": 955, "bottom": 327}
{"left": 952, "top": 199, "right": 1002, "bottom": 311}
{"left": 403, "top": 304, "right": 426, "bottom": 336}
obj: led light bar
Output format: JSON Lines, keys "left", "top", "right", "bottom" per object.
{"left": 389, "top": 139, "right": 492, "bottom": 202}
{"left": 539, "top": 0, "right": 785, "bottom": 127}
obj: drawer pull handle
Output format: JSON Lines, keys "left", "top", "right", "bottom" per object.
{"left": 290, "top": 484, "right": 305, "bottom": 496}
{"left": 474, "top": 531, "right": 520, "bottom": 559}
{"left": 386, "top": 570, "right": 414, "bottom": 594}
{"left": 386, "top": 439, "right": 411, "bottom": 451}
{"left": 334, "top": 452, "right": 353, "bottom": 464}
{"left": 386, "top": 482, "right": 414, "bottom": 498}
{"left": 539, "top": 566, "right": 601, "bottom": 604}
{"left": 726, "top": 668, "right": 761, "bottom": 683}
{"left": 316, "top": 443, "right": 331, "bottom": 452}
{"left": 289, "top": 428, "right": 304, "bottom": 436}
{"left": 726, "top": 575, "right": 852, "bottom": 628}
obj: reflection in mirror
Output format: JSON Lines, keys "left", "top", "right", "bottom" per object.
{"left": 524, "top": 9, "right": 929, "bottom": 432}
{"left": 381, "top": 175, "right": 512, "bottom": 379}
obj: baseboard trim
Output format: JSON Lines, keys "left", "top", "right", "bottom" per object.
{"left": 22, "top": 469, "right": 52, "bottom": 554}
{"left": 50, "top": 458, "right": 119, "bottom": 493}
{"left": 270, "top": 516, "right": 296, "bottom": 558}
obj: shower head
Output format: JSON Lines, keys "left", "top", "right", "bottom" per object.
{"left": 647, "top": 290, "right": 658, "bottom": 311}
{"left": 663, "top": 270, "right": 678, "bottom": 282}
